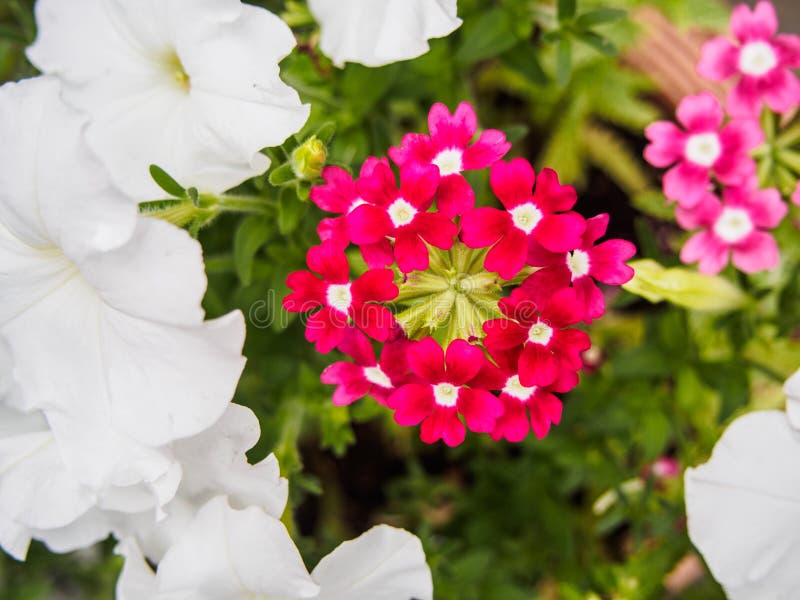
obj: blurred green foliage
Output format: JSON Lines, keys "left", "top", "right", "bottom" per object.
{"left": 4, "top": 0, "right": 800, "bottom": 598}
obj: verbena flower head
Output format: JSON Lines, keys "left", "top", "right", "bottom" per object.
{"left": 292, "top": 102, "right": 636, "bottom": 446}
{"left": 697, "top": 0, "right": 800, "bottom": 116}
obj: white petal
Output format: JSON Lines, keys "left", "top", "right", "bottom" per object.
{"left": 29, "top": 0, "right": 308, "bottom": 199}
{"left": 784, "top": 368, "right": 800, "bottom": 430}
{"left": 0, "top": 337, "right": 14, "bottom": 399}
{"left": 312, "top": 525, "right": 433, "bottom": 600}
{"left": 0, "top": 77, "right": 135, "bottom": 259}
{"left": 685, "top": 410, "right": 800, "bottom": 598}
{"left": 115, "top": 539, "right": 158, "bottom": 600}
{"left": 308, "top": 0, "right": 461, "bottom": 68}
{"left": 156, "top": 496, "right": 319, "bottom": 599}
{"left": 0, "top": 511, "right": 31, "bottom": 561}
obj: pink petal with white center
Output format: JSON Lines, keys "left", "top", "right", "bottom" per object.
{"left": 306, "top": 306, "right": 348, "bottom": 353}
{"left": 490, "top": 158, "right": 536, "bottom": 209}
{"left": 429, "top": 102, "right": 476, "bottom": 148}
{"left": 573, "top": 277, "right": 606, "bottom": 322}
{"left": 519, "top": 344, "right": 559, "bottom": 388}
{"left": 461, "top": 129, "right": 511, "bottom": 170}
{"left": 727, "top": 77, "right": 763, "bottom": 116}
{"left": 529, "top": 390, "right": 563, "bottom": 439}
{"left": 534, "top": 212, "right": 586, "bottom": 253}
{"left": 352, "top": 269, "right": 398, "bottom": 304}
{"left": 675, "top": 193, "right": 721, "bottom": 230}
{"left": 310, "top": 166, "right": 358, "bottom": 213}
{"left": 484, "top": 228, "right": 528, "bottom": 280}
{"left": 348, "top": 204, "right": 393, "bottom": 245}
{"left": 483, "top": 319, "right": 530, "bottom": 351}
{"left": 792, "top": 181, "right": 800, "bottom": 206}
{"left": 399, "top": 164, "right": 440, "bottom": 209}
{"left": 697, "top": 37, "right": 740, "bottom": 81}
{"left": 663, "top": 161, "right": 711, "bottom": 207}
{"left": 774, "top": 34, "right": 800, "bottom": 67}
{"left": 415, "top": 211, "right": 458, "bottom": 249}
{"left": 317, "top": 216, "right": 350, "bottom": 247}
{"left": 420, "top": 406, "right": 465, "bottom": 446}
{"left": 436, "top": 173, "right": 475, "bottom": 217}
{"left": 307, "top": 241, "right": 350, "bottom": 283}
{"left": 394, "top": 230, "right": 430, "bottom": 273}
{"left": 284, "top": 271, "right": 327, "bottom": 312}
{"left": 388, "top": 133, "right": 436, "bottom": 167}
{"left": 461, "top": 207, "right": 510, "bottom": 248}
{"left": 739, "top": 187, "right": 787, "bottom": 228}
{"left": 589, "top": 239, "right": 637, "bottom": 284}
{"left": 322, "top": 362, "right": 370, "bottom": 406}
{"left": 644, "top": 121, "right": 686, "bottom": 168}
{"left": 491, "top": 397, "right": 530, "bottom": 442}
{"left": 359, "top": 239, "right": 395, "bottom": 269}
{"left": 731, "top": 231, "right": 780, "bottom": 273}
{"left": 676, "top": 92, "right": 724, "bottom": 132}
{"left": 353, "top": 304, "right": 396, "bottom": 343}
{"left": 731, "top": 1, "right": 778, "bottom": 43}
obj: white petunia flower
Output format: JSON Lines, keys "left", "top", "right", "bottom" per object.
{"left": 783, "top": 367, "right": 800, "bottom": 429}
{"left": 685, "top": 410, "right": 800, "bottom": 598}
{"left": 308, "top": 0, "right": 461, "bottom": 68}
{"left": 27, "top": 0, "right": 310, "bottom": 200}
{"left": 116, "top": 496, "right": 433, "bottom": 600}
{"left": 0, "top": 76, "right": 246, "bottom": 446}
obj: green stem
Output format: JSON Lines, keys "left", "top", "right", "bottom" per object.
{"left": 212, "top": 194, "right": 275, "bottom": 215}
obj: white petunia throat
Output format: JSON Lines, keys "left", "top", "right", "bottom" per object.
{"left": 528, "top": 322, "right": 554, "bottom": 346}
{"left": 739, "top": 41, "right": 777, "bottom": 77}
{"left": 567, "top": 249, "right": 590, "bottom": 280}
{"left": 685, "top": 133, "right": 722, "bottom": 167}
{"left": 503, "top": 375, "right": 536, "bottom": 402}
{"left": 326, "top": 283, "right": 352, "bottom": 313}
{"left": 164, "top": 51, "right": 191, "bottom": 92}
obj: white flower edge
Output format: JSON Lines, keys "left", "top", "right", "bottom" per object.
{"left": 783, "top": 367, "right": 800, "bottom": 430}
{"left": 27, "top": 0, "right": 310, "bottom": 199}
{"left": 116, "top": 496, "right": 432, "bottom": 600}
{"left": 685, "top": 410, "right": 800, "bottom": 599}
{"left": 308, "top": 0, "right": 461, "bottom": 68}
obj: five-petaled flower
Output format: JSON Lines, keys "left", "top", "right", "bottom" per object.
{"left": 388, "top": 338, "right": 503, "bottom": 447}
{"left": 283, "top": 241, "right": 399, "bottom": 353}
{"left": 697, "top": 0, "right": 800, "bottom": 116}
{"left": 461, "top": 158, "right": 586, "bottom": 280}
{"left": 390, "top": 102, "right": 511, "bottom": 216}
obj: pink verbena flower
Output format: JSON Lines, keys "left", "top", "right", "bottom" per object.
{"left": 644, "top": 92, "right": 763, "bottom": 208}
{"left": 389, "top": 102, "right": 511, "bottom": 217}
{"left": 460, "top": 158, "right": 586, "bottom": 280}
{"left": 676, "top": 179, "right": 787, "bottom": 274}
{"left": 522, "top": 214, "right": 637, "bottom": 323}
{"left": 792, "top": 181, "right": 800, "bottom": 206}
{"left": 480, "top": 347, "right": 577, "bottom": 442}
{"left": 483, "top": 287, "right": 590, "bottom": 388}
{"left": 348, "top": 162, "right": 458, "bottom": 273}
{"left": 387, "top": 337, "right": 503, "bottom": 447}
{"left": 310, "top": 157, "right": 387, "bottom": 257}
{"left": 283, "top": 241, "right": 399, "bottom": 352}
{"left": 321, "top": 328, "right": 410, "bottom": 406}
{"left": 698, "top": 0, "right": 800, "bottom": 116}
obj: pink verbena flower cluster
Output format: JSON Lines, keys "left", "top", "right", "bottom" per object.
{"left": 644, "top": 0, "right": 798, "bottom": 275}
{"left": 285, "top": 102, "right": 636, "bottom": 446}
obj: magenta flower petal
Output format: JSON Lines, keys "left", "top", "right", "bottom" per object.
{"left": 347, "top": 204, "right": 393, "bottom": 245}
{"left": 681, "top": 231, "right": 729, "bottom": 274}
{"left": 490, "top": 158, "right": 536, "bottom": 209}
{"left": 491, "top": 397, "right": 530, "bottom": 442}
{"left": 518, "top": 344, "right": 559, "bottom": 388}
{"left": 732, "top": 231, "right": 780, "bottom": 273}
{"left": 359, "top": 239, "right": 394, "bottom": 269}
{"left": 399, "top": 164, "right": 440, "bottom": 210}
{"left": 436, "top": 173, "right": 475, "bottom": 217}
{"left": 284, "top": 271, "right": 326, "bottom": 311}
{"left": 529, "top": 390, "right": 563, "bottom": 440}
{"left": 698, "top": 37, "right": 741, "bottom": 81}
{"left": 457, "top": 388, "right": 502, "bottom": 433}
{"left": 415, "top": 212, "right": 458, "bottom": 250}
{"left": 444, "top": 339, "right": 484, "bottom": 385}
{"left": 483, "top": 319, "right": 529, "bottom": 350}
{"left": 388, "top": 133, "right": 436, "bottom": 167}
{"left": 461, "top": 129, "right": 511, "bottom": 170}
{"left": 352, "top": 269, "right": 398, "bottom": 304}
{"left": 676, "top": 92, "right": 724, "bottom": 131}
{"left": 484, "top": 228, "right": 528, "bottom": 280}
{"left": 429, "top": 101, "right": 477, "bottom": 148}
{"left": 731, "top": 1, "right": 777, "bottom": 43}
{"left": 663, "top": 162, "right": 711, "bottom": 207}
{"left": 589, "top": 239, "right": 637, "bottom": 284}
{"left": 389, "top": 383, "right": 435, "bottom": 426}
{"left": 306, "top": 241, "right": 351, "bottom": 283}
{"left": 409, "top": 337, "right": 447, "bottom": 382}
{"left": 420, "top": 406, "right": 465, "bottom": 447}
{"left": 573, "top": 277, "right": 606, "bottom": 322}
{"left": 534, "top": 212, "right": 586, "bottom": 253}
{"left": 336, "top": 327, "right": 377, "bottom": 366}
{"left": 532, "top": 168, "right": 578, "bottom": 213}
{"left": 310, "top": 166, "right": 357, "bottom": 213}
{"left": 306, "top": 306, "right": 349, "bottom": 354}
{"left": 394, "top": 230, "right": 430, "bottom": 273}
{"left": 644, "top": 121, "right": 687, "bottom": 167}
{"left": 762, "top": 69, "right": 800, "bottom": 113}
{"left": 460, "top": 207, "right": 509, "bottom": 247}
{"left": 727, "top": 77, "right": 763, "bottom": 117}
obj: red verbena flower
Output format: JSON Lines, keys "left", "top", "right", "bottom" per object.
{"left": 387, "top": 338, "right": 503, "bottom": 447}
{"left": 389, "top": 102, "right": 511, "bottom": 217}
{"left": 460, "top": 158, "right": 586, "bottom": 280}
{"left": 321, "top": 328, "right": 410, "bottom": 406}
{"left": 483, "top": 287, "right": 590, "bottom": 388}
{"left": 283, "top": 241, "right": 399, "bottom": 353}
{"left": 523, "top": 214, "right": 637, "bottom": 323}
{"left": 348, "top": 162, "right": 458, "bottom": 273}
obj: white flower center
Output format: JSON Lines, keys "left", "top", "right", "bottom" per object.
{"left": 433, "top": 382, "right": 459, "bottom": 407}
{"left": 527, "top": 322, "right": 554, "bottom": 346}
{"left": 348, "top": 197, "right": 367, "bottom": 214}
{"left": 164, "top": 50, "right": 191, "bottom": 92}
{"left": 739, "top": 41, "right": 777, "bottom": 77}
{"left": 684, "top": 133, "right": 721, "bottom": 167}
{"left": 567, "top": 249, "right": 590, "bottom": 280}
{"left": 502, "top": 375, "right": 536, "bottom": 402}
{"left": 326, "top": 283, "right": 352, "bottom": 313}
{"left": 509, "top": 203, "right": 543, "bottom": 235}
{"left": 363, "top": 365, "right": 392, "bottom": 389}
{"left": 713, "top": 207, "right": 754, "bottom": 243}
{"left": 432, "top": 148, "right": 464, "bottom": 176}
{"left": 387, "top": 198, "right": 417, "bottom": 228}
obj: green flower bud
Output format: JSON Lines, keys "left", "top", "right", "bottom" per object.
{"left": 290, "top": 135, "right": 327, "bottom": 181}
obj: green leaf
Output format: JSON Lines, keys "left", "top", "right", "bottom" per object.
{"left": 315, "top": 121, "right": 337, "bottom": 145}
{"left": 0, "top": 24, "right": 26, "bottom": 43}
{"left": 576, "top": 31, "right": 617, "bottom": 56}
{"left": 269, "top": 162, "right": 297, "bottom": 186}
{"left": 277, "top": 190, "right": 307, "bottom": 234}
{"left": 556, "top": 38, "right": 572, "bottom": 87}
{"left": 575, "top": 8, "right": 626, "bottom": 29}
{"left": 233, "top": 216, "right": 272, "bottom": 286}
{"left": 149, "top": 164, "right": 186, "bottom": 198}
{"left": 501, "top": 124, "right": 530, "bottom": 143}
{"left": 456, "top": 8, "right": 518, "bottom": 66}
{"left": 558, "top": 0, "right": 577, "bottom": 22}
{"left": 501, "top": 43, "right": 548, "bottom": 85}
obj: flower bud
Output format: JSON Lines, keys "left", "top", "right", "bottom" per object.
{"left": 291, "top": 135, "right": 327, "bottom": 181}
